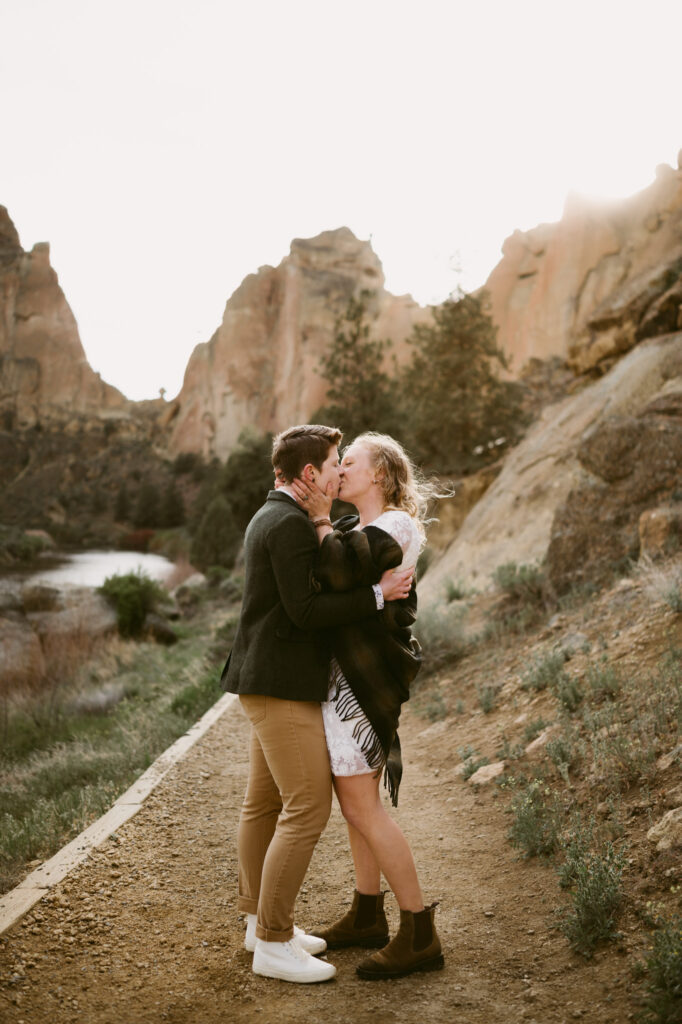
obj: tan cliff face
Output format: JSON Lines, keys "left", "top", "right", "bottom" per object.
{"left": 485, "top": 161, "right": 682, "bottom": 374}
{"left": 166, "top": 227, "right": 429, "bottom": 458}
{"left": 0, "top": 207, "right": 127, "bottom": 428}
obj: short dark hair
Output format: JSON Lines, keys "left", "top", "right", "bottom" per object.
{"left": 272, "top": 424, "right": 342, "bottom": 482}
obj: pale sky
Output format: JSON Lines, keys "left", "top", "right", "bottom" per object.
{"left": 2, "top": 0, "right": 681, "bottom": 400}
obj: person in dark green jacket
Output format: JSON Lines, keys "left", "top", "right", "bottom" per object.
{"left": 222, "top": 423, "right": 413, "bottom": 984}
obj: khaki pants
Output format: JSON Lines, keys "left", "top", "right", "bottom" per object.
{"left": 237, "top": 694, "right": 332, "bottom": 941}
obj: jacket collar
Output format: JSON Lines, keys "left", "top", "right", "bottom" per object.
{"left": 266, "top": 489, "right": 308, "bottom": 515}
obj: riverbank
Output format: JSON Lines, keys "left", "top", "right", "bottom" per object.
{"left": 0, "top": 572, "right": 239, "bottom": 895}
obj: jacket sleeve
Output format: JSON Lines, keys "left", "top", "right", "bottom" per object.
{"left": 267, "top": 512, "right": 377, "bottom": 630}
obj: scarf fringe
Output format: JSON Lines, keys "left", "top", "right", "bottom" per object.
{"left": 329, "top": 659, "right": 386, "bottom": 774}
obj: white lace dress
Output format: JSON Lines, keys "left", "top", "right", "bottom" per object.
{"left": 321, "top": 509, "right": 422, "bottom": 777}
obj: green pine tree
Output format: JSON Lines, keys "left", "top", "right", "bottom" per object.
{"left": 114, "top": 482, "right": 130, "bottom": 521}
{"left": 401, "top": 289, "right": 527, "bottom": 474}
{"left": 160, "top": 479, "right": 185, "bottom": 528}
{"left": 190, "top": 496, "right": 241, "bottom": 571}
{"left": 133, "top": 482, "right": 160, "bottom": 528}
{"left": 312, "top": 290, "right": 398, "bottom": 443}
{"left": 220, "top": 430, "right": 274, "bottom": 530}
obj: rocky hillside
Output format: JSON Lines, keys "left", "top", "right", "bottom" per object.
{"left": 485, "top": 158, "right": 682, "bottom": 374}
{"left": 0, "top": 207, "right": 127, "bottom": 430}
{"left": 165, "top": 227, "right": 428, "bottom": 458}
{"left": 421, "top": 331, "right": 682, "bottom": 602}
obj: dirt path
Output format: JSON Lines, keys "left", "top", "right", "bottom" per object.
{"left": 0, "top": 670, "right": 642, "bottom": 1024}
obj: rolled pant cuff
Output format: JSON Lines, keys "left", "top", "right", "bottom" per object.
{"left": 237, "top": 896, "right": 259, "bottom": 914}
{"left": 256, "top": 924, "right": 294, "bottom": 942}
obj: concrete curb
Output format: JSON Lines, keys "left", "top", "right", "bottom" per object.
{"left": 0, "top": 691, "right": 238, "bottom": 936}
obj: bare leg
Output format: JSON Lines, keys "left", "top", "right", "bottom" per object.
{"left": 334, "top": 772, "right": 423, "bottom": 912}
{"left": 346, "top": 822, "right": 382, "bottom": 893}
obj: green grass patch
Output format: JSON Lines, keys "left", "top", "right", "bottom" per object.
{"left": 0, "top": 613, "right": 228, "bottom": 895}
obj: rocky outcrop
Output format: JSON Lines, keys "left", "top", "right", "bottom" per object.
{"left": 485, "top": 163, "right": 682, "bottom": 375}
{"left": 0, "top": 206, "right": 127, "bottom": 429}
{"left": 419, "top": 331, "right": 682, "bottom": 602}
{"left": 168, "top": 228, "right": 429, "bottom": 458}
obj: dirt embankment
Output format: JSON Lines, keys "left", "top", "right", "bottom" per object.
{"left": 1, "top": 576, "right": 680, "bottom": 1024}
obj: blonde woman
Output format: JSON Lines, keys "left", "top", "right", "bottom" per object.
{"left": 291, "top": 432, "right": 444, "bottom": 980}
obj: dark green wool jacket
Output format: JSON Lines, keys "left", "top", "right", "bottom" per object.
{"left": 314, "top": 515, "right": 422, "bottom": 806}
{"left": 221, "top": 491, "right": 378, "bottom": 702}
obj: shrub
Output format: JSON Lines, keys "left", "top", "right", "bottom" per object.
{"left": 523, "top": 717, "right": 549, "bottom": 743}
{"left": 521, "top": 650, "right": 568, "bottom": 692}
{"left": 557, "top": 814, "right": 595, "bottom": 889}
{"left": 546, "top": 729, "right": 582, "bottom": 783}
{"left": 551, "top": 671, "right": 583, "bottom": 712}
{"left": 411, "top": 682, "right": 448, "bottom": 722}
{"left": 586, "top": 659, "right": 621, "bottom": 701}
{"left": 637, "top": 556, "right": 682, "bottom": 615}
{"left": 415, "top": 602, "right": 468, "bottom": 670}
{"left": 639, "top": 914, "right": 682, "bottom": 1024}
{"left": 493, "top": 561, "right": 547, "bottom": 607}
{"left": 99, "top": 571, "right": 167, "bottom": 638}
{"left": 558, "top": 841, "right": 625, "bottom": 955}
{"left": 507, "top": 777, "right": 560, "bottom": 858}
{"left": 445, "top": 578, "right": 468, "bottom": 602}
{"left": 476, "top": 682, "right": 500, "bottom": 714}
{"left": 0, "top": 525, "right": 50, "bottom": 565}
{"left": 190, "top": 496, "right": 242, "bottom": 571}
{"left": 459, "top": 745, "right": 489, "bottom": 781}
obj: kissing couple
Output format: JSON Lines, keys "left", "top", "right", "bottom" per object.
{"left": 221, "top": 423, "right": 444, "bottom": 983}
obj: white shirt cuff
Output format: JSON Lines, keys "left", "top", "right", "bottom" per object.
{"left": 372, "top": 583, "right": 384, "bottom": 610}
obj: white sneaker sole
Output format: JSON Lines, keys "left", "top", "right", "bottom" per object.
{"left": 252, "top": 959, "right": 336, "bottom": 984}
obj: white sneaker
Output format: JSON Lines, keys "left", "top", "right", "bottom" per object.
{"left": 252, "top": 936, "right": 336, "bottom": 983}
{"left": 244, "top": 914, "right": 327, "bottom": 956}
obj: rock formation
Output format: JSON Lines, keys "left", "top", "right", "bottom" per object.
{"left": 485, "top": 163, "right": 682, "bottom": 375}
{"left": 167, "top": 228, "right": 429, "bottom": 458}
{"left": 419, "top": 330, "right": 682, "bottom": 602}
{"left": 0, "top": 206, "right": 127, "bottom": 429}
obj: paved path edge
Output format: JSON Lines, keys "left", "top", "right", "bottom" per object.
{"left": 0, "top": 692, "right": 239, "bottom": 936}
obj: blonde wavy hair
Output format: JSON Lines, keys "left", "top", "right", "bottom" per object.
{"left": 349, "top": 432, "right": 444, "bottom": 540}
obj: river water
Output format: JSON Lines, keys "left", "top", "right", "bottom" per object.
{"left": 1, "top": 551, "right": 177, "bottom": 599}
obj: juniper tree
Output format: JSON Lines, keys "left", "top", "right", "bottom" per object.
{"left": 312, "top": 290, "right": 398, "bottom": 443}
{"left": 401, "top": 289, "right": 526, "bottom": 474}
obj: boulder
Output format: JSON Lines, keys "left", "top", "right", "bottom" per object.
{"left": 0, "top": 615, "right": 46, "bottom": 691}
{"left": 639, "top": 506, "right": 682, "bottom": 559}
{"left": 547, "top": 377, "right": 682, "bottom": 591}
{"left": 646, "top": 807, "right": 682, "bottom": 851}
{"left": 468, "top": 761, "right": 506, "bottom": 786}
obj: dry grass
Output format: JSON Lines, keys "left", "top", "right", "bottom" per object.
{"left": 635, "top": 554, "right": 682, "bottom": 613}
